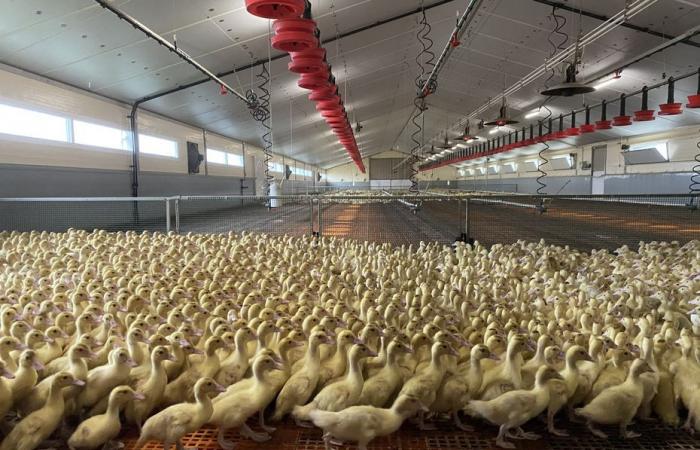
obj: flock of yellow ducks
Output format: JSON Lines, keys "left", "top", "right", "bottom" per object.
{"left": 0, "top": 229, "right": 699, "bottom": 450}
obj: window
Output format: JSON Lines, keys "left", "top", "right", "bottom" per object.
{"left": 623, "top": 141, "right": 668, "bottom": 164}
{"left": 0, "top": 103, "right": 69, "bottom": 142}
{"left": 207, "top": 148, "right": 243, "bottom": 166}
{"left": 139, "top": 134, "right": 178, "bottom": 158}
{"left": 73, "top": 120, "right": 129, "bottom": 150}
{"left": 268, "top": 162, "right": 284, "bottom": 173}
{"left": 291, "top": 166, "right": 311, "bottom": 177}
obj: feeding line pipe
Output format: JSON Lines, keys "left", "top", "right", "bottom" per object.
{"left": 418, "top": 0, "right": 484, "bottom": 98}
{"left": 94, "top": 0, "right": 251, "bottom": 106}
{"left": 416, "top": 0, "right": 658, "bottom": 152}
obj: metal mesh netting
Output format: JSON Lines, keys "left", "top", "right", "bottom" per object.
{"left": 0, "top": 194, "right": 697, "bottom": 252}
{"left": 177, "top": 196, "right": 312, "bottom": 236}
{"left": 0, "top": 199, "right": 168, "bottom": 233}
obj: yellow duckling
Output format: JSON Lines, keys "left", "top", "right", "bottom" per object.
{"left": 136, "top": 377, "right": 224, "bottom": 450}
{"left": 359, "top": 339, "right": 414, "bottom": 408}
{"left": 68, "top": 386, "right": 143, "bottom": 450}
{"left": 395, "top": 341, "right": 457, "bottom": 430}
{"left": 431, "top": 343, "right": 496, "bottom": 431}
{"left": 293, "top": 344, "right": 376, "bottom": 421}
{"left": 77, "top": 347, "right": 136, "bottom": 412}
{"left": 464, "top": 366, "right": 563, "bottom": 449}
{"left": 272, "top": 332, "right": 333, "bottom": 423}
{"left": 0, "top": 360, "right": 15, "bottom": 419}
{"left": 0, "top": 372, "right": 84, "bottom": 450}
{"left": 9, "top": 349, "right": 43, "bottom": 403}
{"left": 309, "top": 394, "right": 427, "bottom": 450}
{"left": 576, "top": 359, "right": 654, "bottom": 439}
{"left": 210, "top": 355, "right": 285, "bottom": 449}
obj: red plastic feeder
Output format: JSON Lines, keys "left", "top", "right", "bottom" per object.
{"left": 633, "top": 109, "right": 655, "bottom": 121}
{"left": 612, "top": 115, "right": 632, "bottom": 126}
{"left": 299, "top": 74, "right": 330, "bottom": 90}
{"left": 289, "top": 48, "right": 326, "bottom": 74}
{"left": 272, "top": 31, "right": 317, "bottom": 53}
{"left": 245, "top": 0, "right": 305, "bottom": 19}
{"left": 309, "top": 87, "right": 337, "bottom": 101}
{"left": 553, "top": 131, "right": 568, "bottom": 139}
{"left": 658, "top": 103, "right": 683, "bottom": 115}
{"left": 687, "top": 94, "right": 700, "bottom": 108}
{"left": 565, "top": 127, "right": 580, "bottom": 136}
{"left": 579, "top": 124, "right": 596, "bottom": 133}
{"left": 595, "top": 120, "right": 612, "bottom": 130}
{"left": 321, "top": 109, "right": 344, "bottom": 118}
{"left": 316, "top": 102, "right": 341, "bottom": 112}
{"left": 273, "top": 18, "right": 316, "bottom": 33}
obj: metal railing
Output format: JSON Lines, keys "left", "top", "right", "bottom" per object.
{"left": 1, "top": 193, "right": 697, "bottom": 251}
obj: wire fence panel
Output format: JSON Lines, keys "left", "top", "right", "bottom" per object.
{"left": 0, "top": 198, "right": 168, "bottom": 233}
{"left": 176, "top": 196, "right": 312, "bottom": 236}
{"left": 319, "top": 197, "right": 463, "bottom": 246}
{"left": 0, "top": 194, "right": 696, "bottom": 252}
{"left": 467, "top": 194, "right": 699, "bottom": 252}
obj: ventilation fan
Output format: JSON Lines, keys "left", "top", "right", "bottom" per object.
{"left": 484, "top": 98, "right": 519, "bottom": 126}
{"left": 540, "top": 44, "right": 594, "bottom": 97}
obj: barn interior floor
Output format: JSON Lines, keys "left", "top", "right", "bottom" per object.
{"left": 117, "top": 417, "right": 700, "bottom": 450}
{"left": 177, "top": 197, "right": 698, "bottom": 251}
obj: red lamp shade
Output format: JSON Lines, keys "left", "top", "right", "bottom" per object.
{"left": 245, "top": 0, "right": 305, "bottom": 19}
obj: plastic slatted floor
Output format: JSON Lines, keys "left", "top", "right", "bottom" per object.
{"left": 120, "top": 418, "right": 700, "bottom": 450}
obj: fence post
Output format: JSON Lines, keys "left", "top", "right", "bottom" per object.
{"left": 457, "top": 198, "right": 473, "bottom": 244}
{"left": 165, "top": 198, "right": 171, "bottom": 233}
{"left": 309, "top": 197, "right": 314, "bottom": 235}
{"left": 175, "top": 197, "right": 180, "bottom": 234}
{"left": 317, "top": 197, "right": 322, "bottom": 236}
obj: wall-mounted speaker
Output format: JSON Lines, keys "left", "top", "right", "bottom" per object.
{"left": 187, "top": 142, "right": 204, "bottom": 174}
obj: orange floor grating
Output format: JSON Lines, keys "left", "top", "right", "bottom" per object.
{"left": 115, "top": 417, "right": 700, "bottom": 450}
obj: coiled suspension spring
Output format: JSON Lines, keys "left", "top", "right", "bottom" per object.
{"left": 409, "top": 6, "right": 435, "bottom": 193}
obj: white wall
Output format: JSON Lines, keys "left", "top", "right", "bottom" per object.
{"left": 0, "top": 65, "right": 317, "bottom": 180}
{"left": 433, "top": 125, "right": 700, "bottom": 182}
{"left": 326, "top": 150, "right": 457, "bottom": 182}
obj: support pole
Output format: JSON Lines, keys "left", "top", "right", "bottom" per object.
{"left": 175, "top": 197, "right": 180, "bottom": 234}
{"left": 165, "top": 199, "right": 171, "bottom": 233}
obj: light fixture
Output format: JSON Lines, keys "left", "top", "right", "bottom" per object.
{"left": 593, "top": 70, "right": 622, "bottom": 90}
{"left": 525, "top": 109, "right": 541, "bottom": 119}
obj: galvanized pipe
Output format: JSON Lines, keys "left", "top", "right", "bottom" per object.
{"left": 93, "top": 0, "right": 250, "bottom": 105}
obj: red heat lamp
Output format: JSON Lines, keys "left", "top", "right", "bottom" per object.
{"left": 245, "top": 0, "right": 305, "bottom": 19}
{"left": 658, "top": 77, "right": 683, "bottom": 116}
{"left": 271, "top": 18, "right": 318, "bottom": 53}
{"left": 484, "top": 98, "right": 519, "bottom": 127}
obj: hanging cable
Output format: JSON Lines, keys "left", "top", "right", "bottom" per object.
{"left": 690, "top": 131, "right": 700, "bottom": 208}
{"left": 536, "top": 7, "right": 567, "bottom": 197}
{"left": 409, "top": 5, "right": 435, "bottom": 192}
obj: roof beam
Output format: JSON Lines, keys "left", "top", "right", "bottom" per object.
{"left": 532, "top": 0, "right": 700, "bottom": 49}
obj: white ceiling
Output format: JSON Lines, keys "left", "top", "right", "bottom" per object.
{"left": 0, "top": 0, "right": 698, "bottom": 169}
